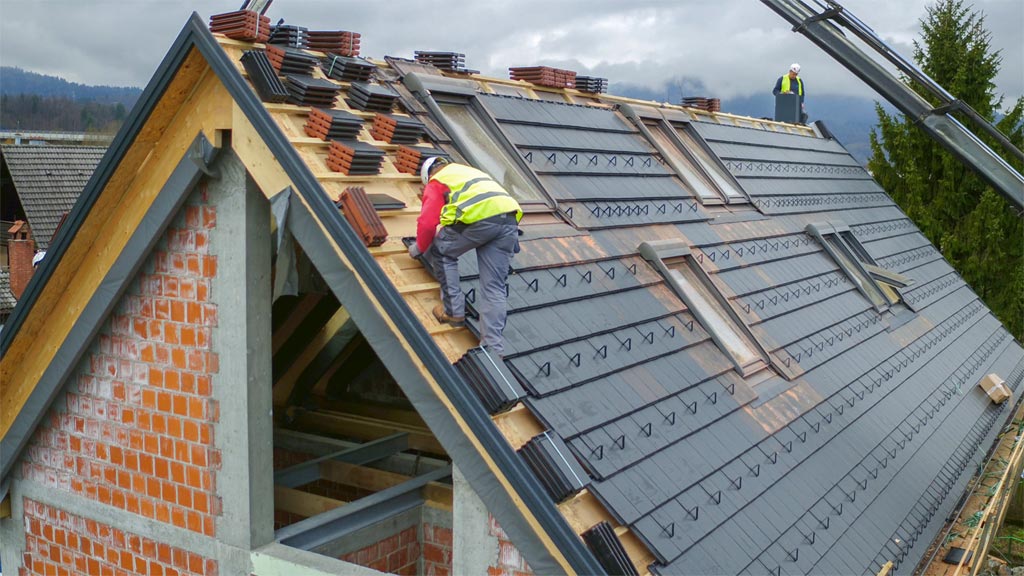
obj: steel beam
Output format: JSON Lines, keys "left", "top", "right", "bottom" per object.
{"left": 274, "top": 432, "right": 409, "bottom": 488}
{"left": 275, "top": 466, "right": 452, "bottom": 550}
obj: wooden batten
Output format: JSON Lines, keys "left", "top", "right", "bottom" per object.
{"left": 274, "top": 486, "right": 347, "bottom": 518}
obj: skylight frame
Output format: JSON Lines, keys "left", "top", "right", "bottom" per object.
{"left": 639, "top": 240, "right": 769, "bottom": 378}
{"left": 402, "top": 72, "right": 551, "bottom": 207}
{"left": 806, "top": 222, "right": 913, "bottom": 311}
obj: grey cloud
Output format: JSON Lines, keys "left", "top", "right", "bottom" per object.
{"left": 0, "top": 0, "right": 1019, "bottom": 104}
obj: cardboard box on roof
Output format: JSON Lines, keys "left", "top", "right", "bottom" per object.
{"left": 979, "top": 373, "right": 1011, "bottom": 404}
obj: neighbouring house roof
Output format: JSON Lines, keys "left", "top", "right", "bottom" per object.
{"left": 0, "top": 268, "right": 15, "bottom": 312}
{"left": 1, "top": 12, "right": 1022, "bottom": 576}
{"left": 0, "top": 144, "right": 107, "bottom": 250}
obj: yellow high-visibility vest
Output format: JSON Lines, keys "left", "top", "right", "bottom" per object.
{"left": 434, "top": 164, "right": 522, "bottom": 226}
{"left": 781, "top": 75, "right": 803, "bottom": 96}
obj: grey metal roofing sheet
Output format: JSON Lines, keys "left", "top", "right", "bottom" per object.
{"left": 708, "top": 141, "right": 862, "bottom": 167}
{"left": 691, "top": 120, "right": 847, "bottom": 153}
{"left": 539, "top": 174, "right": 694, "bottom": 202}
{"left": 736, "top": 177, "right": 883, "bottom": 196}
{"left": 1, "top": 145, "right": 107, "bottom": 249}
{"left": 480, "top": 93, "right": 635, "bottom": 132}
{"left": 501, "top": 123, "right": 654, "bottom": 153}
{"left": 418, "top": 88, "right": 1024, "bottom": 575}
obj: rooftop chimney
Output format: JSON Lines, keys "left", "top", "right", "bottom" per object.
{"left": 8, "top": 220, "right": 36, "bottom": 299}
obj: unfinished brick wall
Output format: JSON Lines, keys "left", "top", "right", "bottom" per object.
{"left": 20, "top": 498, "right": 217, "bottom": 576}
{"left": 487, "top": 514, "right": 533, "bottom": 576}
{"left": 16, "top": 193, "right": 222, "bottom": 571}
{"left": 422, "top": 522, "right": 452, "bottom": 576}
{"left": 339, "top": 525, "right": 420, "bottom": 575}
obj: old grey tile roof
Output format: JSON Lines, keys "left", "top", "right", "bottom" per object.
{"left": 440, "top": 94, "right": 1024, "bottom": 575}
{"left": 1, "top": 145, "right": 106, "bottom": 250}
{"left": 0, "top": 268, "right": 17, "bottom": 312}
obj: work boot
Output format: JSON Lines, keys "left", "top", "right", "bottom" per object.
{"left": 432, "top": 304, "right": 465, "bottom": 327}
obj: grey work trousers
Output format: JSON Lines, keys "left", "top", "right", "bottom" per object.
{"left": 424, "top": 214, "right": 518, "bottom": 355}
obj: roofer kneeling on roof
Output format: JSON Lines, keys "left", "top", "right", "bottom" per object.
{"left": 408, "top": 157, "right": 522, "bottom": 357}
{"left": 773, "top": 63, "right": 808, "bottom": 124}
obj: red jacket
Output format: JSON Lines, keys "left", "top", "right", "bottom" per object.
{"left": 415, "top": 180, "right": 448, "bottom": 253}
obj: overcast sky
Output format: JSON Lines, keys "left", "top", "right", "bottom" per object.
{"left": 1, "top": 0, "right": 1021, "bottom": 105}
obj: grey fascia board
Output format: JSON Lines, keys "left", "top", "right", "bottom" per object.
{"left": 0, "top": 132, "right": 220, "bottom": 494}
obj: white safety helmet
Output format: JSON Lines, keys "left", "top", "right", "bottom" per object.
{"left": 420, "top": 156, "right": 448, "bottom": 185}
{"left": 790, "top": 63, "right": 801, "bottom": 73}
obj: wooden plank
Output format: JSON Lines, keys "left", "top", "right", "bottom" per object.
{"left": 877, "top": 561, "right": 894, "bottom": 576}
{"left": 272, "top": 293, "right": 324, "bottom": 355}
{"left": 232, "top": 103, "right": 295, "bottom": 196}
{"left": 0, "top": 495, "right": 10, "bottom": 519}
{"left": 492, "top": 404, "right": 545, "bottom": 451}
{"left": 398, "top": 282, "right": 440, "bottom": 295}
{"left": 292, "top": 410, "right": 445, "bottom": 456}
{"left": 319, "top": 460, "right": 452, "bottom": 510}
{"left": 273, "top": 307, "right": 351, "bottom": 406}
{"left": 274, "top": 486, "right": 346, "bottom": 518}
{"left": 312, "top": 173, "right": 421, "bottom": 183}
{"left": 559, "top": 489, "right": 656, "bottom": 576}
{"left": 1, "top": 54, "right": 230, "bottom": 438}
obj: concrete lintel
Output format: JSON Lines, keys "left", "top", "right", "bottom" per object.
{"left": 252, "top": 542, "right": 387, "bottom": 576}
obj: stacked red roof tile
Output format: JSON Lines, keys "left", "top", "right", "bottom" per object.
{"left": 326, "top": 140, "right": 386, "bottom": 176}
{"left": 509, "top": 66, "right": 577, "bottom": 89}
{"left": 337, "top": 187, "right": 387, "bottom": 247}
{"left": 370, "top": 114, "right": 426, "bottom": 145}
{"left": 681, "top": 96, "right": 722, "bottom": 113}
{"left": 208, "top": 10, "right": 270, "bottom": 43}
{"left": 306, "top": 31, "right": 361, "bottom": 57}
{"left": 304, "top": 108, "right": 364, "bottom": 141}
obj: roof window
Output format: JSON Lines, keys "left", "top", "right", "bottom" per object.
{"left": 640, "top": 240, "right": 767, "bottom": 377}
{"left": 637, "top": 118, "right": 748, "bottom": 205}
{"left": 806, "top": 222, "right": 912, "bottom": 309}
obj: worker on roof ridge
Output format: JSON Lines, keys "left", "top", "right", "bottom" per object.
{"left": 409, "top": 157, "right": 523, "bottom": 357}
{"left": 773, "top": 62, "right": 808, "bottom": 124}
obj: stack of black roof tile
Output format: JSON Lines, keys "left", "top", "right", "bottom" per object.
{"left": 240, "top": 50, "right": 290, "bottom": 104}
{"left": 394, "top": 145, "right": 447, "bottom": 175}
{"left": 209, "top": 10, "right": 270, "bottom": 42}
{"left": 413, "top": 51, "right": 478, "bottom": 74}
{"left": 365, "top": 193, "right": 406, "bottom": 211}
{"left": 265, "top": 45, "right": 319, "bottom": 75}
{"left": 582, "top": 522, "right": 640, "bottom": 576}
{"left": 518, "top": 432, "right": 589, "bottom": 503}
{"left": 370, "top": 113, "right": 426, "bottom": 145}
{"left": 304, "top": 108, "right": 364, "bottom": 141}
{"left": 510, "top": 66, "right": 577, "bottom": 88}
{"left": 284, "top": 75, "right": 342, "bottom": 107}
{"left": 326, "top": 140, "right": 385, "bottom": 175}
{"left": 454, "top": 347, "right": 526, "bottom": 414}
{"left": 575, "top": 75, "right": 609, "bottom": 94}
{"left": 346, "top": 82, "right": 400, "bottom": 113}
{"left": 307, "top": 30, "right": 361, "bottom": 56}
{"left": 320, "top": 54, "right": 375, "bottom": 83}
{"left": 267, "top": 24, "right": 308, "bottom": 48}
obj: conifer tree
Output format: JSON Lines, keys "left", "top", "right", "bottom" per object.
{"left": 868, "top": 0, "right": 1024, "bottom": 339}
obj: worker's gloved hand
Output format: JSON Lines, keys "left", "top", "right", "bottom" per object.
{"left": 408, "top": 243, "right": 422, "bottom": 259}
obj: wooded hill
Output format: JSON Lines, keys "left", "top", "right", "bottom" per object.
{"left": 0, "top": 67, "right": 141, "bottom": 133}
